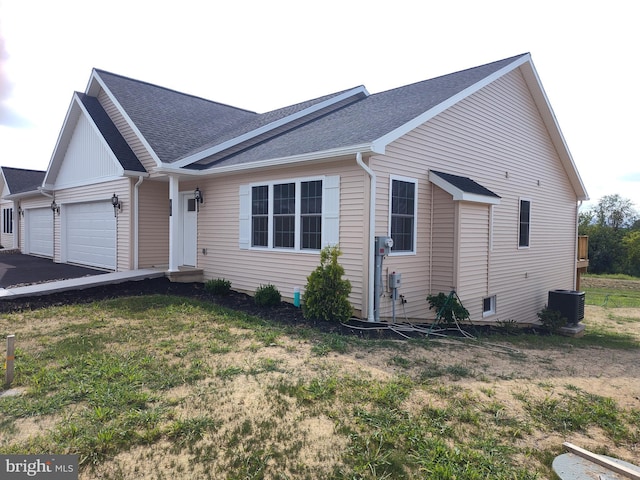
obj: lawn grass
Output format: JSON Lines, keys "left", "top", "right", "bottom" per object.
{"left": 1, "top": 293, "right": 638, "bottom": 479}
{"left": 582, "top": 273, "right": 640, "bottom": 308}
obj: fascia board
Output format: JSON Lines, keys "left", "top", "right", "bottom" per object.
{"left": 429, "top": 171, "right": 501, "bottom": 205}
{"left": 371, "top": 54, "right": 532, "bottom": 155}
{"left": 519, "top": 61, "right": 589, "bottom": 201}
{"left": 156, "top": 143, "right": 376, "bottom": 177}
{"left": 0, "top": 169, "right": 9, "bottom": 195}
{"left": 91, "top": 71, "right": 164, "bottom": 168}
{"left": 175, "top": 86, "right": 371, "bottom": 168}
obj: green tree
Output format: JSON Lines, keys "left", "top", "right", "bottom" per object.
{"left": 591, "top": 194, "right": 638, "bottom": 230}
{"left": 302, "top": 246, "right": 353, "bottom": 322}
{"left": 623, "top": 230, "right": 640, "bottom": 277}
{"left": 580, "top": 195, "right": 640, "bottom": 276}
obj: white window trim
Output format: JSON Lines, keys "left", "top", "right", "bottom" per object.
{"left": 518, "top": 197, "right": 532, "bottom": 249}
{"left": 249, "top": 175, "right": 325, "bottom": 253}
{"left": 388, "top": 175, "right": 418, "bottom": 255}
{"left": 482, "top": 295, "right": 496, "bottom": 318}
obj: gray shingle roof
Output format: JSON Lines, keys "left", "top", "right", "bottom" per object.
{"left": 189, "top": 54, "right": 528, "bottom": 169}
{"left": 77, "top": 93, "right": 146, "bottom": 173}
{"left": 1, "top": 167, "right": 45, "bottom": 194}
{"left": 430, "top": 170, "right": 501, "bottom": 198}
{"left": 95, "top": 69, "right": 259, "bottom": 163}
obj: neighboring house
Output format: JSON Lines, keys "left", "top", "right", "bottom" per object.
{"left": 9, "top": 52, "right": 589, "bottom": 324}
{"left": 0, "top": 167, "right": 46, "bottom": 251}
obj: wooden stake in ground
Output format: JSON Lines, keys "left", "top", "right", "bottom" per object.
{"left": 5, "top": 335, "right": 15, "bottom": 386}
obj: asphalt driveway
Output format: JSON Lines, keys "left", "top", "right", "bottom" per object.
{"left": 0, "top": 252, "right": 106, "bottom": 288}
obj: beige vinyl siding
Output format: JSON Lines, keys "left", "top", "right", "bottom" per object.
{"left": 430, "top": 185, "right": 455, "bottom": 298}
{"left": 197, "top": 160, "right": 367, "bottom": 313}
{"left": 98, "top": 90, "right": 158, "bottom": 172}
{"left": 369, "top": 67, "right": 579, "bottom": 324}
{"left": 54, "top": 178, "right": 132, "bottom": 271}
{"left": 137, "top": 180, "right": 169, "bottom": 268}
{"left": 457, "top": 202, "right": 490, "bottom": 321}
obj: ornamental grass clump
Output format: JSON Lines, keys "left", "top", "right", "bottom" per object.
{"left": 303, "top": 246, "right": 353, "bottom": 322}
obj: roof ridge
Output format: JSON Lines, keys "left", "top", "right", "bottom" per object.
{"left": 372, "top": 53, "right": 530, "bottom": 96}
{"left": 92, "top": 68, "right": 257, "bottom": 115}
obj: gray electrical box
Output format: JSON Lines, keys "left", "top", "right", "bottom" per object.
{"left": 389, "top": 272, "right": 401, "bottom": 289}
{"left": 375, "top": 236, "right": 394, "bottom": 256}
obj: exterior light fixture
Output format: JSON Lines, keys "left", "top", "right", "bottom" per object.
{"left": 51, "top": 200, "right": 60, "bottom": 215}
{"left": 194, "top": 187, "right": 203, "bottom": 203}
{"left": 194, "top": 187, "right": 203, "bottom": 212}
{"left": 111, "top": 193, "right": 121, "bottom": 217}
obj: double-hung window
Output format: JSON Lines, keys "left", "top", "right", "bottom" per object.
{"left": 518, "top": 199, "right": 531, "bottom": 248}
{"left": 389, "top": 176, "right": 417, "bottom": 253}
{"left": 2, "top": 208, "right": 13, "bottom": 234}
{"left": 245, "top": 177, "right": 329, "bottom": 251}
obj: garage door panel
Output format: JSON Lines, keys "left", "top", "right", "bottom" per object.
{"left": 27, "top": 208, "right": 53, "bottom": 257}
{"left": 65, "top": 202, "right": 115, "bottom": 270}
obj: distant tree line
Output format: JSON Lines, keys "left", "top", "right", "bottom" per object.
{"left": 579, "top": 194, "right": 640, "bottom": 277}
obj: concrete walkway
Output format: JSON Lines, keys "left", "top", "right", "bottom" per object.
{"left": 0, "top": 269, "right": 166, "bottom": 299}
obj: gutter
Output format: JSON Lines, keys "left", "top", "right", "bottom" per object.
{"left": 356, "top": 152, "right": 376, "bottom": 322}
{"left": 154, "top": 144, "right": 378, "bottom": 177}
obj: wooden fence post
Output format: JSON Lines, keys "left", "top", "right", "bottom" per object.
{"left": 5, "top": 335, "right": 15, "bottom": 386}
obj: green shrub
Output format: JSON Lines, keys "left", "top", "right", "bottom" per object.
{"left": 204, "top": 278, "right": 231, "bottom": 295}
{"left": 254, "top": 284, "right": 281, "bottom": 307}
{"left": 537, "top": 307, "right": 567, "bottom": 333}
{"left": 427, "top": 292, "right": 470, "bottom": 325}
{"left": 303, "top": 246, "right": 353, "bottom": 322}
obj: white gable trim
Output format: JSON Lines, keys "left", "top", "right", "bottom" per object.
{"left": 89, "top": 71, "right": 164, "bottom": 168}
{"left": 429, "top": 171, "right": 501, "bottom": 205}
{"left": 43, "top": 93, "right": 125, "bottom": 189}
{"left": 175, "top": 86, "right": 370, "bottom": 168}
{"left": 371, "top": 55, "right": 532, "bottom": 154}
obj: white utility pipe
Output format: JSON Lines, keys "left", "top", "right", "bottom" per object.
{"left": 356, "top": 152, "right": 376, "bottom": 322}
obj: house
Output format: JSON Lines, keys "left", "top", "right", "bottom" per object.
{"left": 10, "top": 52, "right": 589, "bottom": 324}
{"left": 0, "top": 167, "right": 46, "bottom": 251}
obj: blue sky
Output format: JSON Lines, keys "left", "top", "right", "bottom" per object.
{"left": 1, "top": 0, "right": 638, "bottom": 211}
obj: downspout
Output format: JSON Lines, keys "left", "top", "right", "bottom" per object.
{"left": 356, "top": 152, "right": 376, "bottom": 322}
{"left": 133, "top": 176, "right": 144, "bottom": 269}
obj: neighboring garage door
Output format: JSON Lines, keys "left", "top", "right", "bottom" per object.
{"left": 26, "top": 208, "right": 53, "bottom": 257}
{"left": 65, "top": 201, "right": 116, "bottom": 270}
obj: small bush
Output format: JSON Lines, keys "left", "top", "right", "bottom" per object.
{"left": 427, "top": 292, "right": 469, "bottom": 325}
{"left": 204, "top": 278, "right": 231, "bottom": 295}
{"left": 254, "top": 284, "right": 281, "bottom": 307}
{"left": 537, "top": 307, "right": 567, "bottom": 333}
{"left": 303, "top": 246, "right": 353, "bottom": 323}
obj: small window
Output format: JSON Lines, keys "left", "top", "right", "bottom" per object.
{"left": 301, "top": 180, "right": 322, "bottom": 250}
{"left": 390, "top": 177, "right": 417, "bottom": 253}
{"left": 273, "top": 183, "right": 296, "bottom": 248}
{"left": 518, "top": 199, "right": 531, "bottom": 248}
{"left": 483, "top": 296, "right": 496, "bottom": 317}
{"left": 251, "top": 185, "right": 269, "bottom": 247}
{"left": 187, "top": 199, "right": 197, "bottom": 212}
{"left": 2, "top": 208, "right": 13, "bottom": 234}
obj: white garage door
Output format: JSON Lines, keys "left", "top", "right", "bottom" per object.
{"left": 65, "top": 201, "right": 116, "bottom": 270}
{"left": 26, "top": 208, "right": 54, "bottom": 257}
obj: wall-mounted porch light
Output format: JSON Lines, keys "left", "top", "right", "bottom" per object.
{"left": 111, "top": 193, "right": 122, "bottom": 217}
{"left": 51, "top": 200, "right": 60, "bottom": 215}
{"left": 194, "top": 187, "right": 203, "bottom": 211}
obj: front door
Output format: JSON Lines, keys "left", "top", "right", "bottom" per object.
{"left": 181, "top": 193, "right": 197, "bottom": 267}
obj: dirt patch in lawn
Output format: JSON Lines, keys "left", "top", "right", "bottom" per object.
{"left": 1, "top": 276, "right": 639, "bottom": 477}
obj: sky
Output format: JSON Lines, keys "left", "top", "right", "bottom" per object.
{"left": 0, "top": 0, "right": 638, "bottom": 211}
